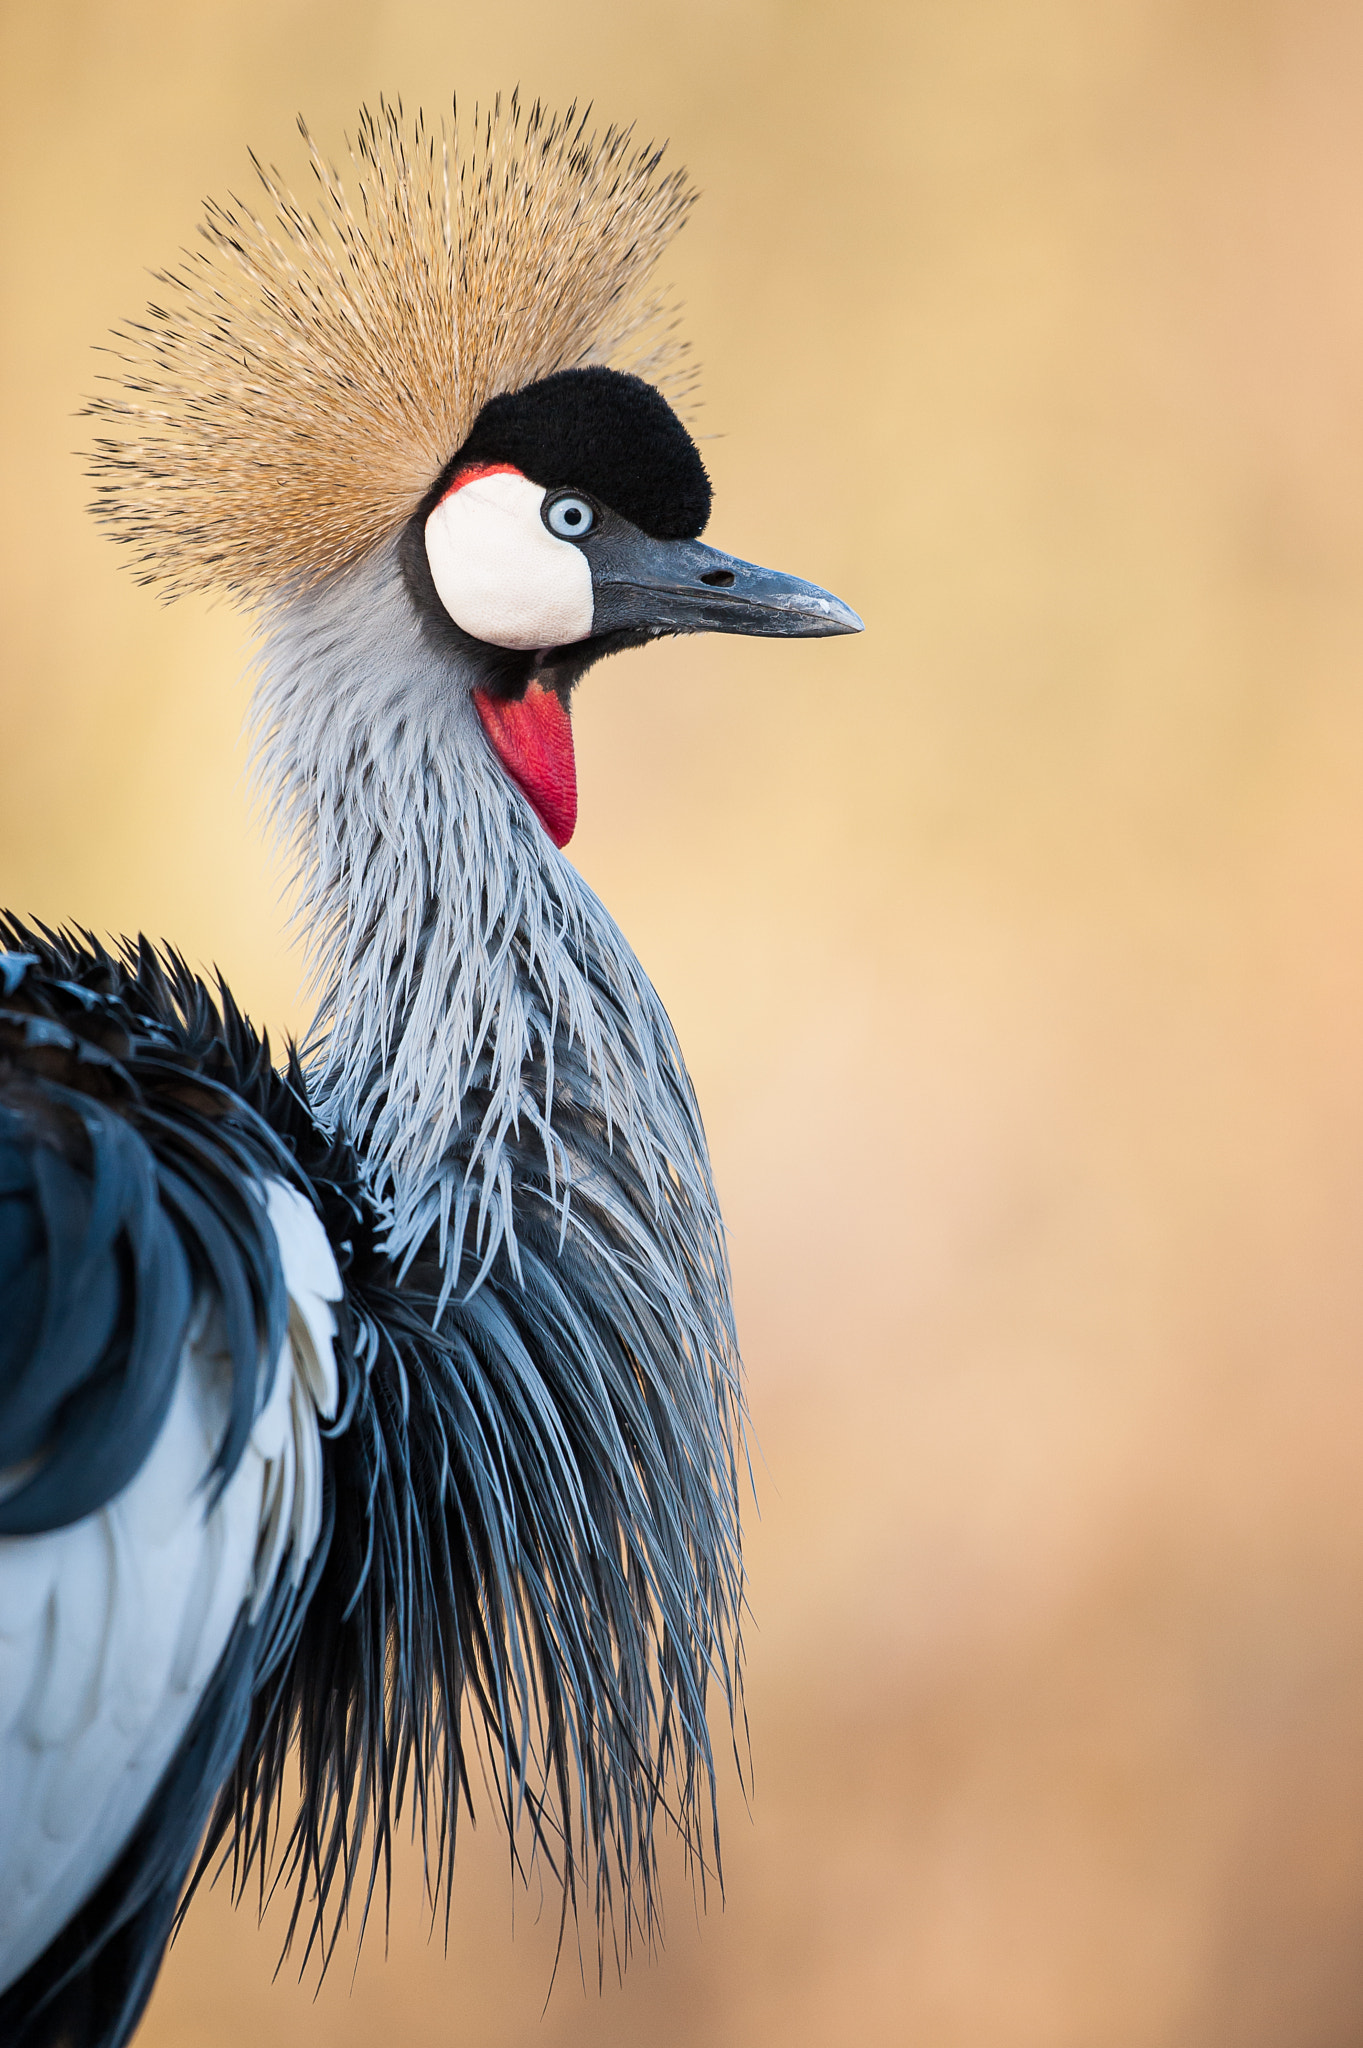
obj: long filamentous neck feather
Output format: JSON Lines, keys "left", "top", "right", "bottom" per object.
{"left": 251, "top": 541, "right": 719, "bottom": 1310}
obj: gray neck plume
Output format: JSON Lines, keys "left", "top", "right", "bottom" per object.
{"left": 250, "top": 539, "right": 736, "bottom": 1330}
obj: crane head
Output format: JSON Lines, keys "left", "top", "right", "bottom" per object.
{"left": 408, "top": 365, "right": 861, "bottom": 845}
{"left": 85, "top": 98, "right": 862, "bottom": 850}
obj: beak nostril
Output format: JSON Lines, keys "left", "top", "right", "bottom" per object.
{"left": 699, "top": 569, "right": 735, "bottom": 587}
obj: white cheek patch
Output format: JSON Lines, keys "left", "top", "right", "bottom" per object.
{"left": 424, "top": 469, "right": 595, "bottom": 650}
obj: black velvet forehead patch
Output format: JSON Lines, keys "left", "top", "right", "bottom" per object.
{"left": 441, "top": 367, "right": 712, "bottom": 540}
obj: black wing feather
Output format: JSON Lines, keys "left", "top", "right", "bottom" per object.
{"left": 0, "top": 1094, "right": 193, "bottom": 1534}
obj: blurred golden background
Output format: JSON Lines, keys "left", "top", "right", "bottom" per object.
{"left": 6, "top": 1, "right": 1363, "bottom": 2042}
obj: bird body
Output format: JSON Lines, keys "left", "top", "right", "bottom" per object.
{"left": 0, "top": 95, "right": 860, "bottom": 2048}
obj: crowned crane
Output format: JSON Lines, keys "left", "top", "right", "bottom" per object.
{"left": 0, "top": 97, "right": 861, "bottom": 2048}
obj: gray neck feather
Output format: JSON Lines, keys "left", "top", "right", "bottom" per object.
{"left": 249, "top": 540, "right": 731, "bottom": 1322}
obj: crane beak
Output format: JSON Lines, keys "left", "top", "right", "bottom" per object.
{"left": 589, "top": 532, "right": 863, "bottom": 639}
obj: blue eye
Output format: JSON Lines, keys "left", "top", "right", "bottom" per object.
{"left": 545, "top": 494, "right": 595, "bottom": 539}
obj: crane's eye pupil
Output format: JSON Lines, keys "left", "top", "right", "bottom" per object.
{"left": 545, "top": 494, "right": 595, "bottom": 539}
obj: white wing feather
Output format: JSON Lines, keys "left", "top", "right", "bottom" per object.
{"left": 0, "top": 1178, "right": 340, "bottom": 1994}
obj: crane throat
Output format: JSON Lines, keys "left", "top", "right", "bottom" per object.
{"left": 473, "top": 681, "right": 577, "bottom": 848}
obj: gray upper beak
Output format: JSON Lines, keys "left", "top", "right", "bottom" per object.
{"left": 589, "top": 531, "right": 864, "bottom": 640}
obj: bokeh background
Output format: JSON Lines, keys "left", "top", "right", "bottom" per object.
{"left": 5, "top": 1, "right": 1363, "bottom": 2042}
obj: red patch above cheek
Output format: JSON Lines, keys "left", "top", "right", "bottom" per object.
{"left": 438, "top": 460, "right": 525, "bottom": 504}
{"left": 473, "top": 682, "right": 578, "bottom": 848}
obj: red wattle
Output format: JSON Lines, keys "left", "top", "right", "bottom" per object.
{"left": 473, "top": 682, "right": 578, "bottom": 848}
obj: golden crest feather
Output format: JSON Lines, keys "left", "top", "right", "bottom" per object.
{"left": 86, "top": 95, "right": 698, "bottom": 604}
